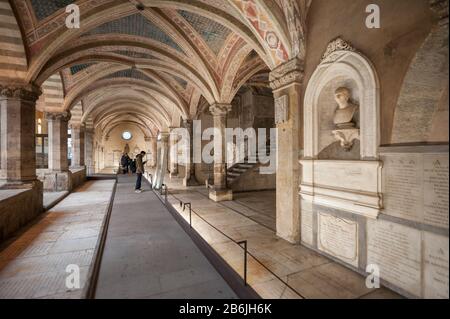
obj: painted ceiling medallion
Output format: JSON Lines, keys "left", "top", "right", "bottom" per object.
{"left": 265, "top": 32, "right": 279, "bottom": 49}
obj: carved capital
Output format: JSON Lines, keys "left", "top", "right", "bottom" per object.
{"left": 430, "top": 0, "right": 449, "bottom": 24}
{"left": 70, "top": 123, "right": 85, "bottom": 130}
{"left": 269, "top": 58, "right": 304, "bottom": 90}
{"left": 0, "top": 84, "right": 41, "bottom": 102}
{"left": 46, "top": 111, "right": 71, "bottom": 122}
{"left": 321, "top": 37, "right": 356, "bottom": 64}
{"left": 209, "top": 103, "right": 232, "bottom": 116}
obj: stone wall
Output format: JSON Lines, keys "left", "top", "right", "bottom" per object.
{"left": 37, "top": 169, "right": 72, "bottom": 192}
{"left": 0, "top": 181, "right": 43, "bottom": 242}
{"left": 102, "top": 123, "right": 148, "bottom": 169}
{"left": 300, "top": 145, "right": 449, "bottom": 298}
{"left": 231, "top": 165, "right": 276, "bottom": 192}
{"left": 304, "top": 0, "right": 439, "bottom": 145}
{"left": 70, "top": 167, "right": 86, "bottom": 190}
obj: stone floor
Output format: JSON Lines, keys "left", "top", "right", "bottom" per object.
{"left": 162, "top": 174, "right": 403, "bottom": 299}
{"left": 0, "top": 180, "right": 115, "bottom": 299}
{"left": 95, "top": 175, "right": 237, "bottom": 299}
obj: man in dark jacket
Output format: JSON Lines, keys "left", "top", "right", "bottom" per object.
{"left": 120, "top": 153, "right": 130, "bottom": 174}
{"left": 135, "top": 151, "right": 147, "bottom": 193}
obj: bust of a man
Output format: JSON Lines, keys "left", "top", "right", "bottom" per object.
{"left": 333, "top": 87, "right": 358, "bottom": 129}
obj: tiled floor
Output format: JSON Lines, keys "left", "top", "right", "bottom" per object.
{"left": 0, "top": 180, "right": 115, "bottom": 299}
{"left": 162, "top": 175, "right": 403, "bottom": 299}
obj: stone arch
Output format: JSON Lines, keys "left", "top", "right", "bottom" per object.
{"left": 0, "top": 0, "right": 28, "bottom": 84}
{"left": 304, "top": 38, "right": 380, "bottom": 160}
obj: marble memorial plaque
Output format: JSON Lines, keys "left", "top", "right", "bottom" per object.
{"left": 367, "top": 219, "right": 421, "bottom": 297}
{"left": 317, "top": 212, "right": 358, "bottom": 267}
{"left": 423, "top": 232, "right": 449, "bottom": 299}
{"left": 382, "top": 153, "right": 449, "bottom": 228}
{"left": 423, "top": 154, "right": 449, "bottom": 228}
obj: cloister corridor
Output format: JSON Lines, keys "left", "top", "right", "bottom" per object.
{"left": 0, "top": 0, "right": 448, "bottom": 301}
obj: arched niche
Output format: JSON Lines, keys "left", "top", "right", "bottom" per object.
{"left": 304, "top": 38, "right": 380, "bottom": 160}
{"left": 300, "top": 39, "right": 382, "bottom": 219}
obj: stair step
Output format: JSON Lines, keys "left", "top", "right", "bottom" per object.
{"left": 228, "top": 172, "right": 240, "bottom": 177}
{"left": 231, "top": 168, "right": 247, "bottom": 173}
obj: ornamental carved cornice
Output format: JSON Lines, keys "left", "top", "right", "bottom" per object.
{"left": 209, "top": 103, "right": 233, "bottom": 116}
{"left": 45, "top": 111, "right": 71, "bottom": 122}
{"left": 0, "top": 84, "right": 42, "bottom": 102}
{"left": 320, "top": 37, "right": 356, "bottom": 64}
{"left": 269, "top": 58, "right": 304, "bottom": 90}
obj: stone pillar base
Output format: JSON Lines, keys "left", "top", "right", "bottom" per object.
{"left": 209, "top": 188, "right": 233, "bottom": 202}
{"left": 0, "top": 179, "right": 43, "bottom": 242}
{"left": 276, "top": 232, "right": 300, "bottom": 244}
{"left": 37, "top": 170, "right": 72, "bottom": 192}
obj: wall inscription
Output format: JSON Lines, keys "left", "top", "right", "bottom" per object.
{"left": 382, "top": 153, "right": 449, "bottom": 228}
{"left": 367, "top": 219, "right": 421, "bottom": 297}
{"left": 317, "top": 212, "right": 358, "bottom": 267}
{"left": 423, "top": 232, "right": 449, "bottom": 299}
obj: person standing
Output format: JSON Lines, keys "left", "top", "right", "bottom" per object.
{"left": 135, "top": 151, "right": 147, "bottom": 193}
{"left": 120, "top": 153, "right": 130, "bottom": 174}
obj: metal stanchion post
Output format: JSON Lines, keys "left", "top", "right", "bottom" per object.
{"left": 237, "top": 240, "right": 248, "bottom": 286}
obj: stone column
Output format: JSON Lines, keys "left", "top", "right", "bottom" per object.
{"left": 46, "top": 112, "right": 72, "bottom": 191}
{"left": 169, "top": 127, "right": 179, "bottom": 177}
{"left": 269, "top": 58, "right": 303, "bottom": 243}
{"left": 153, "top": 132, "right": 169, "bottom": 189}
{"left": 150, "top": 136, "right": 157, "bottom": 167}
{"left": 209, "top": 103, "right": 233, "bottom": 202}
{"left": 182, "top": 119, "right": 198, "bottom": 186}
{"left": 0, "top": 85, "right": 41, "bottom": 186}
{"left": 84, "top": 128, "right": 94, "bottom": 175}
{"left": 47, "top": 112, "right": 71, "bottom": 172}
{"left": 70, "top": 124, "right": 85, "bottom": 168}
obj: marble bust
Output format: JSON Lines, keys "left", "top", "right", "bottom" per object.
{"left": 333, "top": 87, "right": 358, "bottom": 129}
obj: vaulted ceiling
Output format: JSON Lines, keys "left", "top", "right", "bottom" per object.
{"left": 2, "top": 0, "right": 311, "bottom": 138}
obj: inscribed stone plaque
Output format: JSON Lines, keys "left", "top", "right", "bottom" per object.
{"left": 274, "top": 95, "right": 288, "bottom": 125}
{"left": 423, "top": 232, "right": 449, "bottom": 299}
{"left": 382, "top": 153, "right": 449, "bottom": 228}
{"left": 317, "top": 212, "right": 358, "bottom": 267}
{"left": 300, "top": 200, "right": 313, "bottom": 246}
{"left": 423, "top": 154, "right": 449, "bottom": 227}
{"left": 367, "top": 219, "right": 421, "bottom": 297}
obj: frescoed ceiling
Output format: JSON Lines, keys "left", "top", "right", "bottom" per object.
{"left": 3, "top": 0, "right": 307, "bottom": 135}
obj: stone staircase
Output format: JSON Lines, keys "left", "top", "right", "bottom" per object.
{"left": 226, "top": 144, "right": 274, "bottom": 187}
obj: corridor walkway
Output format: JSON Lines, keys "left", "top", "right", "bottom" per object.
{"left": 94, "top": 175, "right": 237, "bottom": 299}
{"left": 0, "top": 180, "right": 115, "bottom": 299}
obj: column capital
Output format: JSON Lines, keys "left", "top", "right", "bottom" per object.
{"left": 45, "top": 111, "right": 71, "bottom": 122}
{"left": 69, "top": 123, "right": 85, "bottom": 130}
{"left": 269, "top": 58, "right": 304, "bottom": 91}
{"left": 0, "top": 83, "right": 41, "bottom": 102}
{"left": 209, "top": 103, "right": 232, "bottom": 116}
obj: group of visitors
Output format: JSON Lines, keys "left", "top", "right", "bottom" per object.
{"left": 120, "top": 152, "right": 147, "bottom": 193}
